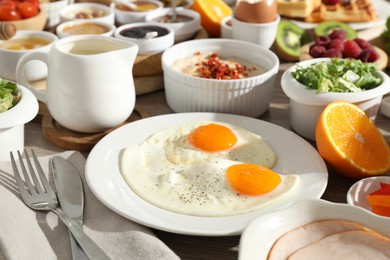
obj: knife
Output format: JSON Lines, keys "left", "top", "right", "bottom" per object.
{"left": 51, "top": 156, "right": 89, "bottom": 260}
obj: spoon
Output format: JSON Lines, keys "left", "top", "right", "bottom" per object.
{"left": 171, "top": 0, "right": 177, "bottom": 21}
{"left": 144, "top": 31, "right": 158, "bottom": 39}
{"left": 0, "top": 22, "right": 16, "bottom": 40}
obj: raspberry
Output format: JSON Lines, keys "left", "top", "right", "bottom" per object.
{"left": 323, "top": 48, "right": 343, "bottom": 58}
{"left": 343, "top": 40, "right": 362, "bottom": 58}
{"left": 359, "top": 48, "right": 380, "bottom": 62}
{"left": 315, "top": 36, "right": 331, "bottom": 47}
{"left": 309, "top": 44, "right": 326, "bottom": 58}
{"left": 328, "top": 39, "right": 345, "bottom": 51}
{"left": 354, "top": 38, "right": 371, "bottom": 49}
{"left": 329, "top": 29, "right": 347, "bottom": 40}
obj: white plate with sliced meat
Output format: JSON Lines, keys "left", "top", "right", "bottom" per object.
{"left": 239, "top": 198, "right": 390, "bottom": 260}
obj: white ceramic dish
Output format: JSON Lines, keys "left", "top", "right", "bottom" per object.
{"left": 56, "top": 20, "right": 116, "bottom": 38}
{"left": 0, "top": 84, "right": 38, "bottom": 161}
{"left": 145, "top": 8, "right": 201, "bottom": 42}
{"left": 290, "top": 0, "right": 390, "bottom": 30}
{"left": 0, "top": 30, "right": 58, "bottom": 82}
{"left": 162, "top": 39, "right": 279, "bottom": 118}
{"left": 60, "top": 2, "right": 115, "bottom": 24}
{"left": 347, "top": 176, "right": 390, "bottom": 214}
{"left": 239, "top": 198, "right": 390, "bottom": 260}
{"left": 111, "top": 0, "right": 163, "bottom": 25}
{"left": 380, "top": 95, "right": 390, "bottom": 118}
{"left": 114, "top": 22, "right": 174, "bottom": 54}
{"left": 281, "top": 58, "right": 390, "bottom": 141}
{"left": 85, "top": 113, "right": 328, "bottom": 236}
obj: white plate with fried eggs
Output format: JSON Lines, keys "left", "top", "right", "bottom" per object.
{"left": 85, "top": 113, "right": 328, "bottom": 236}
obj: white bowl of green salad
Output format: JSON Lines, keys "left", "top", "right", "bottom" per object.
{"left": 281, "top": 58, "right": 390, "bottom": 141}
{"left": 0, "top": 79, "right": 38, "bottom": 161}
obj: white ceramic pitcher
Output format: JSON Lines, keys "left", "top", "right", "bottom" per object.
{"left": 16, "top": 35, "right": 139, "bottom": 133}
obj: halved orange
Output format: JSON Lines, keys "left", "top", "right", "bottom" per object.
{"left": 315, "top": 101, "right": 390, "bottom": 179}
{"left": 191, "top": 0, "right": 232, "bottom": 37}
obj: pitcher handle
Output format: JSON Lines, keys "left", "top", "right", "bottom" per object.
{"left": 16, "top": 52, "right": 48, "bottom": 103}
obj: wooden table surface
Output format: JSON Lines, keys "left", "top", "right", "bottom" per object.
{"left": 24, "top": 59, "right": 390, "bottom": 259}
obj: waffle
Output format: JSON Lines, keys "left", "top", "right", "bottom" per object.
{"left": 305, "top": 0, "right": 377, "bottom": 23}
{"left": 277, "top": 0, "right": 322, "bottom": 18}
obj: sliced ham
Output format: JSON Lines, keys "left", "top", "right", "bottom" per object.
{"left": 287, "top": 230, "right": 390, "bottom": 260}
{"left": 267, "top": 219, "right": 369, "bottom": 260}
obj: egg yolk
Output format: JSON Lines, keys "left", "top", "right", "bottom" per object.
{"left": 226, "top": 164, "right": 281, "bottom": 196}
{"left": 187, "top": 123, "right": 237, "bottom": 152}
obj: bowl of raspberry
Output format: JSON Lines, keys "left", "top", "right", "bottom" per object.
{"left": 300, "top": 29, "right": 388, "bottom": 71}
{"left": 281, "top": 57, "right": 390, "bottom": 141}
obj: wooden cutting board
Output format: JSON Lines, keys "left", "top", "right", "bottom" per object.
{"left": 40, "top": 103, "right": 150, "bottom": 152}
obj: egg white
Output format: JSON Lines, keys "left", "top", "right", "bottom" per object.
{"left": 120, "top": 121, "right": 300, "bottom": 216}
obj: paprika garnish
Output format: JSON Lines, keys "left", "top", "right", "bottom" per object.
{"left": 194, "top": 52, "right": 255, "bottom": 80}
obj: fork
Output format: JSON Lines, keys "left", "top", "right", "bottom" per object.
{"left": 10, "top": 150, "right": 110, "bottom": 260}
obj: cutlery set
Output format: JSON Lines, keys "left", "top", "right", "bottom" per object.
{"left": 10, "top": 149, "right": 108, "bottom": 260}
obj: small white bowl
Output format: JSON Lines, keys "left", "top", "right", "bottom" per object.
{"left": 347, "top": 176, "right": 390, "bottom": 216}
{"left": 0, "top": 84, "right": 38, "bottom": 161}
{"left": 221, "top": 15, "right": 232, "bottom": 39}
{"left": 0, "top": 30, "right": 58, "bottom": 82}
{"left": 281, "top": 58, "right": 390, "bottom": 141}
{"left": 60, "top": 2, "right": 115, "bottom": 25}
{"left": 111, "top": 0, "right": 163, "bottom": 25}
{"left": 145, "top": 7, "right": 200, "bottom": 42}
{"left": 56, "top": 20, "right": 116, "bottom": 38}
{"left": 162, "top": 38, "right": 279, "bottom": 117}
{"left": 41, "top": 0, "right": 69, "bottom": 29}
{"left": 115, "top": 22, "right": 174, "bottom": 55}
{"left": 232, "top": 14, "right": 280, "bottom": 49}
{"left": 239, "top": 198, "right": 390, "bottom": 260}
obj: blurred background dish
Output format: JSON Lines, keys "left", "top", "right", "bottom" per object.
{"left": 60, "top": 2, "right": 115, "bottom": 24}
{"left": 0, "top": 30, "right": 58, "bottom": 81}
{"left": 9, "top": 8, "right": 47, "bottom": 31}
{"left": 145, "top": 7, "right": 200, "bottom": 42}
{"left": 111, "top": 0, "right": 163, "bottom": 25}
{"left": 115, "top": 22, "right": 174, "bottom": 54}
{"left": 56, "top": 19, "right": 116, "bottom": 38}
{"left": 220, "top": 15, "right": 232, "bottom": 39}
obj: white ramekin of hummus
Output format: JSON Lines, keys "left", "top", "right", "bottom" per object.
{"left": 161, "top": 38, "right": 279, "bottom": 117}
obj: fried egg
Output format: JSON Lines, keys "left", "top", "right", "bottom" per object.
{"left": 120, "top": 121, "right": 300, "bottom": 216}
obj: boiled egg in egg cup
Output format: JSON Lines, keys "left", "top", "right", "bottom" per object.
{"left": 120, "top": 121, "right": 300, "bottom": 217}
{"left": 231, "top": 0, "right": 280, "bottom": 49}
{"left": 161, "top": 38, "right": 279, "bottom": 117}
{"left": 145, "top": 8, "right": 201, "bottom": 43}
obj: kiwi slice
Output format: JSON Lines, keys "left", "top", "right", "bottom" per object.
{"left": 315, "top": 21, "right": 357, "bottom": 40}
{"left": 274, "top": 20, "right": 310, "bottom": 62}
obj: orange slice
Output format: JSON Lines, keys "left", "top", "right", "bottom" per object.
{"left": 315, "top": 101, "right": 390, "bottom": 179}
{"left": 191, "top": 0, "right": 232, "bottom": 37}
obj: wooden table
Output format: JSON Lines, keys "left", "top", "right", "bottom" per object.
{"left": 24, "top": 60, "right": 390, "bottom": 260}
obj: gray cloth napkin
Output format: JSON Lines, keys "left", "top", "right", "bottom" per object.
{"left": 0, "top": 151, "right": 179, "bottom": 260}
